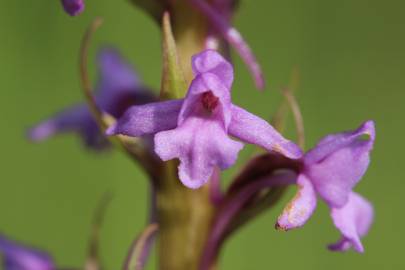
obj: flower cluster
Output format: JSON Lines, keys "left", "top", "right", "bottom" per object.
{"left": 107, "top": 50, "right": 301, "bottom": 188}
{"left": 2, "top": 1, "right": 377, "bottom": 270}
{"left": 108, "top": 49, "right": 375, "bottom": 254}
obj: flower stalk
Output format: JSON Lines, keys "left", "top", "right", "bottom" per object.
{"left": 10, "top": 2, "right": 376, "bottom": 270}
{"left": 156, "top": 5, "right": 215, "bottom": 269}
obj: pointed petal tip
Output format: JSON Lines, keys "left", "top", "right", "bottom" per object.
{"left": 282, "top": 141, "right": 304, "bottom": 159}
{"left": 26, "top": 121, "right": 57, "bottom": 142}
{"left": 105, "top": 124, "right": 117, "bottom": 136}
{"left": 276, "top": 174, "right": 317, "bottom": 230}
{"left": 271, "top": 140, "right": 303, "bottom": 160}
{"left": 255, "top": 76, "right": 265, "bottom": 91}
{"left": 358, "top": 120, "right": 376, "bottom": 141}
{"left": 274, "top": 222, "right": 290, "bottom": 232}
{"left": 327, "top": 239, "right": 365, "bottom": 253}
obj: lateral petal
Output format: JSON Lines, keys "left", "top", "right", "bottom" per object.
{"left": 229, "top": 105, "right": 303, "bottom": 159}
{"left": 106, "top": 99, "right": 183, "bottom": 137}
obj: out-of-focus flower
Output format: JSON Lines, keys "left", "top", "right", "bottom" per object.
{"left": 190, "top": 0, "right": 264, "bottom": 89}
{"left": 61, "top": 0, "right": 85, "bottom": 16}
{"left": 28, "top": 48, "right": 156, "bottom": 150}
{"left": 130, "top": 0, "right": 264, "bottom": 88}
{"left": 276, "top": 120, "right": 375, "bottom": 252}
{"left": 107, "top": 50, "right": 301, "bottom": 188}
{"left": 0, "top": 235, "right": 54, "bottom": 270}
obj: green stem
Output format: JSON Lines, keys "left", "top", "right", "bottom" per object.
{"left": 155, "top": 2, "right": 216, "bottom": 269}
{"left": 156, "top": 161, "right": 214, "bottom": 270}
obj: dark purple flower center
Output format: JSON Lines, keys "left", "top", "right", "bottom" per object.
{"left": 201, "top": 91, "right": 219, "bottom": 112}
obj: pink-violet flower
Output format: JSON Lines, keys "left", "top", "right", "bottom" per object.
{"left": 276, "top": 120, "right": 375, "bottom": 252}
{"left": 107, "top": 50, "right": 301, "bottom": 188}
{"left": 61, "top": 0, "right": 85, "bottom": 16}
{"left": 0, "top": 235, "right": 54, "bottom": 270}
{"left": 28, "top": 48, "right": 155, "bottom": 150}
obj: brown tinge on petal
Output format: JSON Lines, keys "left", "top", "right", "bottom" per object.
{"left": 275, "top": 223, "right": 288, "bottom": 232}
{"left": 272, "top": 143, "right": 286, "bottom": 156}
{"left": 288, "top": 187, "right": 311, "bottom": 224}
{"left": 275, "top": 186, "right": 304, "bottom": 230}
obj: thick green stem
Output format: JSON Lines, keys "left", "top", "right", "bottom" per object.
{"left": 171, "top": 0, "right": 208, "bottom": 84}
{"left": 156, "top": 2, "right": 216, "bottom": 270}
{"left": 156, "top": 161, "right": 214, "bottom": 270}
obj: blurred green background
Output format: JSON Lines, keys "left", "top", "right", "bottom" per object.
{"left": 0, "top": 0, "right": 404, "bottom": 269}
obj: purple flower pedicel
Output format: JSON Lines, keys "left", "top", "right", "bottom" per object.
{"left": 107, "top": 50, "right": 302, "bottom": 188}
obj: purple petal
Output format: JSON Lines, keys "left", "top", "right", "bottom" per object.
{"left": 29, "top": 47, "right": 155, "bottom": 150}
{"left": 305, "top": 121, "right": 375, "bottom": 207}
{"left": 95, "top": 48, "right": 156, "bottom": 117}
{"left": 28, "top": 104, "right": 111, "bottom": 150}
{"left": 328, "top": 192, "right": 374, "bottom": 253}
{"left": 276, "top": 174, "right": 317, "bottom": 231}
{"left": 106, "top": 100, "right": 183, "bottom": 137}
{"left": 154, "top": 116, "right": 243, "bottom": 189}
{"left": 0, "top": 236, "right": 54, "bottom": 270}
{"left": 61, "top": 0, "right": 84, "bottom": 16}
{"left": 228, "top": 105, "right": 303, "bottom": 159}
{"left": 190, "top": 0, "right": 264, "bottom": 89}
{"left": 179, "top": 72, "right": 232, "bottom": 127}
{"left": 28, "top": 105, "right": 90, "bottom": 141}
{"left": 191, "top": 49, "right": 234, "bottom": 90}
{"left": 304, "top": 120, "right": 375, "bottom": 165}
{"left": 97, "top": 48, "right": 141, "bottom": 96}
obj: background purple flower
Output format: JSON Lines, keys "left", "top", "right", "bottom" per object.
{"left": 28, "top": 48, "right": 156, "bottom": 150}
{"left": 191, "top": 0, "right": 264, "bottom": 89}
{"left": 0, "top": 235, "right": 54, "bottom": 270}
{"left": 61, "top": 0, "right": 85, "bottom": 16}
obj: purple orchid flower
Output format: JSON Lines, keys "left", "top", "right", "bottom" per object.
{"left": 0, "top": 235, "right": 54, "bottom": 270}
{"left": 61, "top": 0, "right": 85, "bottom": 16}
{"left": 107, "top": 50, "right": 301, "bottom": 188}
{"left": 276, "top": 120, "right": 375, "bottom": 252}
{"left": 28, "top": 48, "right": 156, "bottom": 150}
